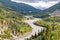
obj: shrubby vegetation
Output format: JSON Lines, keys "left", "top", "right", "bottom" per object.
{"left": 0, "top": 4, "right": 32, "bottom": 39}
{"left": 9, "top": 20, "right": 32, "bottom": 35}
{"left": 44, "top": 16, "right": 60, "bottom": 22}
{"left": 26, "top": 16, "right": 60, "bottom": 40}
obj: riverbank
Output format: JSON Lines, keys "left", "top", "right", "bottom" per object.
{"left": 11, "top": 18, "right": 44, "bottom": 40}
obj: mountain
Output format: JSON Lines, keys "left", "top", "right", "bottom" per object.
{"left": 51, "top": 9, "right": 60, "bottom": 16}
{"left": 0, "top": 0, "right": 41, "bottom": 15}
{"left": 45, "top": 2, "right": 60, "bottom": 13}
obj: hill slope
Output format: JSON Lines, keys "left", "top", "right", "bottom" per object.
{"left": 51, "top": 9, "right": 60, "bottom": 16}
{"left": 45, "top": 2, "right": 60, "bottom": 13}
{"left": 33, "top": 2, "right": 60, "bottom": 18}
{"left": 0, "top": 0, "right": 41, "bottom": 15}
{"left": 0, "top": 0, "right": 32, "bottom": 39}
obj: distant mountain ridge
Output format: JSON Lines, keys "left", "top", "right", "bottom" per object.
{"left": 45, "top": 2, "right": 60, "bottom": 13}
{"left": 0, "top": 0, "right": 60, "bottom": 15}
{"left": 33, "top": 2, "right": 60, "bottom": 18}
{"left": 51, "top": 9, "right": 60, "bottom": 16}
{"left": 0, "top": 0, "right": 41, "bottom": 15}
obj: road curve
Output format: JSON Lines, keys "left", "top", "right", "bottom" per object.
{"left": 11, "top": 18, "right": 44, "bottom": 40}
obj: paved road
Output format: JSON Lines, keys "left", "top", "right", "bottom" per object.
{"left": 11, "top": 18, "right": 44, "bottom": 40}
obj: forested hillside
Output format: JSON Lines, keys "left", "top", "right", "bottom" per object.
{"left": 0, "top": 1, "right": 32, "bottom": 39}
{"left": 0, "top": 0, "right": 41, "bottom": 15}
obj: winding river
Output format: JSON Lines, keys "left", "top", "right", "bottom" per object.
{"left": 9, "top": 18, "right": 44, "bottom": 40}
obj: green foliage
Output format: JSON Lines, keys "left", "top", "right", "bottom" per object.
{"left": 9, "top": 20, "right": 32, "bottom": 35}
{"left": 0, "top": 29, "right": 12, "bottom": 38}
{"left": 33, "top": 12, "right": 50, "bottom": 18}
{"left": 0, "top": 2, "right": 32, "bottom": 39}
{"left": 44, "top": 16, "right": 60, "bottom": 22}
{"left": 27, "top": 16, "right": 60, "bottom": 40}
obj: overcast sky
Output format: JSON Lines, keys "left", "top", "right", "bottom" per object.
{"left": 11, "top": 0, "right": 60, "bottom": 2}
{"left": 11, "top": 0, "right": 60, "bottom": 9}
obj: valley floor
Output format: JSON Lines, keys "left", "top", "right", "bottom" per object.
{"left": 10, "top": 18, "right": 45, "bottom": 40}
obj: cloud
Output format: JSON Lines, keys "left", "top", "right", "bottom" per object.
{"left": 11, "top": 0, "right": 59, "bottom": 9}
{"left": 23, "top": 1, "right": 59, "bottom": 8}
{"left": 11, "top": 0, "right": 59, "bottom": 8}
{"left": 11, "top": 0, "right": 60, "bottom": 3}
